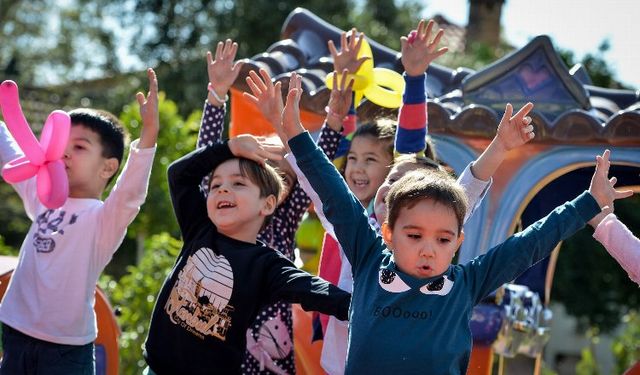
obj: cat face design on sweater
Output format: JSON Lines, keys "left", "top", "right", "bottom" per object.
{"left": 378, "top": 268, "right": 454, "bottom": 296}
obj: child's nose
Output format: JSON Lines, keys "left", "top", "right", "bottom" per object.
{"left": 420, "top": 245, "right": 435, "bottom": 257}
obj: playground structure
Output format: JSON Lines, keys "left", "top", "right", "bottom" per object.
{"left": 228, "top": 8, "right": 640, "bottom": 374}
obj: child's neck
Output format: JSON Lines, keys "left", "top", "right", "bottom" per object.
{"left": 217, "top": 226, "right": 260, "bottom": 244}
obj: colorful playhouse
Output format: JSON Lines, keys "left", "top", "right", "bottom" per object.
{"left": 226, "top": 8, "right": 640, "bottom": 375}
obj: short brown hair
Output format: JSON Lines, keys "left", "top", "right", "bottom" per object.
{"left": 392, "top": 153, "right": 443, "bottom": 173}
{"left": 210, "top": 157, "right": 284, "bottom": 229}
{"left": 386, "top": 169, "right": 467, "bottom": 233}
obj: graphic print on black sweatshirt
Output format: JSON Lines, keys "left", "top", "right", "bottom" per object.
{"left": 33, "top": 209, "right": 79, "bottom": 253}
{"left": 164, "top": 247, "right": 235, "bottom": 340}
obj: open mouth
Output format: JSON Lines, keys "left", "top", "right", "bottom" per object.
{"left": 217, "top": 201, "right": 236, "bottom": 209}
{"left": 352, "top": 178, "right": 368, "bottom": 188}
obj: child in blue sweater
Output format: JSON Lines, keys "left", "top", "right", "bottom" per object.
{"left": 275, "top": 72, "right": 625, "bottom": 374}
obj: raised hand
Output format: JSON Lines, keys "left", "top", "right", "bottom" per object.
{"left": 281, "top": 73, "right": 306, "bottom": 141}
{"left": 328, "top": 28, "right": 369, "bottom": 74}
{"left": 243, "top": 69, "right": 284, "bottom": 128}
{"left": 325, "top": 69, "right": 355, "bottom": 131}
{"left": 137, "top": 68, "right": 159, "bottom": 149}
{"left": 207, "top": 39, "right": 244, "bottom": 106}
{"left": 228, "top": 134, "right": 284, "bottom": 166}
{"left": 400, "top": 19, "right": 448, "bottom": 76}
{"left": 494, "top": 102, "right": 535, "bottom": 152}
{"left": 588, "top": 150, "right": 634, "bottom": 211}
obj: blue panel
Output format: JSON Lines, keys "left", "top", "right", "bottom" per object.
{"left": 465, "top": 48, "right": 581, "bottom": 119}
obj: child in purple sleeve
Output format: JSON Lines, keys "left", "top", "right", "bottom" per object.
{"left": 196, "top": 39, "right": 348, "bottom": 375}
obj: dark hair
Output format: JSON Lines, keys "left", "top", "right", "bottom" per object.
{"left": 386, "top": 169, "right": 467, "bottom": 233}
{"left": 210, "top": 158, "right": 284, "bottom": 230}
{"left": 351, "top": 119, "right": 396, "bottom": 158}
{"left": 392, "top": 153, "right": 443, "bottom": 173}
{"left": 69, "top": 109, "right": 127, "bottom": 184}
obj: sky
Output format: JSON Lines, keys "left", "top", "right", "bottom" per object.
{"left": 422, "top": 0, "right": 640, "bottom": 89}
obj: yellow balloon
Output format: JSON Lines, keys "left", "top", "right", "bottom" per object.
{"left": 324, "top": 37, "right": 405, "bottom": 109}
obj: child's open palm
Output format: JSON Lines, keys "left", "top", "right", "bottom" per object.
{"left": 136, "top": 68, "right": 159, "bottom": 148}
{"left": 495, "top": 102, "right": 535, "bottom": 152}
{"left": 207, "top": 40, "right": 244, "bottom": 103}
{"left": 401, "top": 19, "right": 448, "bottom": 77}
{"left": 328, "top": 28, "right": 369, "bottom": 74}
{"left": 281, "top": 73, "right": 306, "bottom": 141}
{"left": 588, "top": 150, "right": 634, "bottom": 211}
{"left": 244, "top": 69, "right": 284, "bottom": 128}
{"left": 326, "top": 69, "right": 355, "bottom": 131}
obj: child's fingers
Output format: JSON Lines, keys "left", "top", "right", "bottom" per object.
{"left": 248, "top": 70, "right": 266, "bottom": 91}
{"left": 346, "top": 76, "right": 355, "bottom": 93}
{"left": 147, "top": 69, "right": 158, "bottom": 93}
{"left": 258, "top": 68, "right": 273, "bottom": 90}
{"left": 245, "top": 75, "right": 262, "bottom": 96}
{"left": 424, "top": 20, "right": 435, "bottom": 41}
{"left": 501, "top": 103, "right": 514, "bottom": 124}
{"left": 223, "top": 39, "right": 232, "bottom": 55}
{"left": 232, "top": 60, "right": 244, "bottom": 75}
{"left": 242, "top": 92, "right": 259, "bottom": 106}
{"left": 339, "top": 69, "right": 348, "bottom": 90}
{"left": 332, "top": 70, "right": 338, "bottom": 91}
{"left": 355, "top": 32, "right": 364, "bottom": 53}
{"left": 136, "top": 92, "right": 145, "bottom": 106}
{"left": 610, "top": 176, "right": 617, "bottom": 186}
{"left": 431, "top": 29, "right": 445, "bottom": 48}
{"left": 615, "top": 188, "right": 635, "bottom": 200}
{"left": 348, "top": 28, "right": 357, "bottom": 48}
{"left": 433, "top": 47, "right": 448, "bottom": 59}
{"left": 328, "top": 40, "right": 339, "bottom": 57}
{"left": 512, "top": 102, "right": 534, "bottom": 122}
{"left": 228, "top": 41, "right": 238, "bottom": 59}
{"left": 340, "top": 32, "right": 348, "bottom": 50}
{"left": 206, "top": 51, "right": 214, "bottom": 65}
{"left": 416, "top": 19, "right": 426, "bottom": 39}
{"left": 215, "top": 41, "right": 223, "bottom": 60}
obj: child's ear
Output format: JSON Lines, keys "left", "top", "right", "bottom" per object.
{"left": 455, "top": 229, "right": 465, "bottom": 253}
{"left": 381, "top": 222, "right": 393, "bottom": 249}
{"left": 100, "top": 158, "right": 119, "bottom": 180}
{"left": 260, "top": 194, "right": 277, "bottom": 216}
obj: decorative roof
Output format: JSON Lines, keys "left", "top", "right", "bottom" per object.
{"left": 231, "top": 8, "right": 640, "bottom": 145}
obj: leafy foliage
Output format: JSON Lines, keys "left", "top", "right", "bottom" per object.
{"left": 552, "top": 195, "right": 640, "bottom": 333}
{"left": 99, "top": 232, "right": 183, "bottom": 374}
{"left": 612, "top": 311, "right": 640, "bottom": 374}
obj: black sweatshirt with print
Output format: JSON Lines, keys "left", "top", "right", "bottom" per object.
{"left": 143, "top": 141, "right": 350, "bottom": 375}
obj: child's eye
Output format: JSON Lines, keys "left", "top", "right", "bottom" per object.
{"left": 439, "top": 238, "right": 452, "bottom": 244}
{"left": 74, "top": 145, "right": 85, "bottom": 150}
{"left": 233, "top": 182, "right": 245, "bottom": 187}
{"left": 408, "top": 233, "right": 421, "bottom": 240}
{"left": 210, "top": 184, "right": 220, "bottom": 190}
{"left": 366, "top": 157, "right": 378, "bottom": 163}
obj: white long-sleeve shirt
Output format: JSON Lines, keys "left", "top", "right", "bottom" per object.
{"left": 0, "top": 122, "right": 155, "bottom": 345}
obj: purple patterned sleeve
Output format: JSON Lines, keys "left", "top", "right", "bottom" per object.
{"left": 267, "top": 124, "right": 342, "bottom": 257}
{"left": 197, "top": 101, "right": 226, "bottom": 193}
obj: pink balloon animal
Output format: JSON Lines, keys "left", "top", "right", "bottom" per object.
{"left": 0, "top": 80, "right": 70, "bottom": 209}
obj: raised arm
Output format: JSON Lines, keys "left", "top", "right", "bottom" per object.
{"left": 465, "top": 150, "right": 629, "bottom": 303}
{"left": 395, "top": 19, "right": 447, "bottom": 155}
{"left": 469, "top": 103, "right": 534, "bottom": 181}
{"left": 97, "top": 69, "right": 158, "bottom": 262}
{"left": 281, "top": 74, "right": 378, "bottom": 270}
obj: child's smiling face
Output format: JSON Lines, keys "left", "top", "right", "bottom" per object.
{"left": 207, "top": 158, "right": 276, "bottom": 242}
{"left": 382, "top": 198, "right": 464, "bottom": 279}
{"left": 344, "top": 135, "right": 393, "bottom": 207}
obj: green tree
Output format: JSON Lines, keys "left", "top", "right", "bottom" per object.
{"left": 612, "top": 311, "right": 640, "bottom": 374}
{"left": 552, "top": 195, "right": 640, "bottom": 333}
{"left": 99, "top": 232, "right": 183, "bottom": 374}
{"left": 559, "top": 40, "right": 629, "bottom": 89}
{"left": 0, "top": 0, "right": 120, "bottom": 84}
